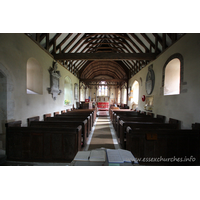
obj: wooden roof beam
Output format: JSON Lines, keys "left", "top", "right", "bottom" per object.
{"left": 62, "top": 33, "right": 81, "bottom": 53}
{"left": 129, "top": 33, "right": 149, "bottom": 52}
{"left": 56, "top": 33, "right": 73, "bottom": 52}
{"left": 54, "top": 52, "right": 157, "bottom": 61}
{"left": 141, "top": 33, "right": 158, "bottom": 53}
{"left": 80, "top": 79, "right": 127, "bottom": 82}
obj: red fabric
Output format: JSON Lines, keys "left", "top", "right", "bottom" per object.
{"left": 97, "top": 102, "right": 109, "bottom": 110}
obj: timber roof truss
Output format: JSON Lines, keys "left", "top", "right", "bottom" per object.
{"left": 27, "top": 33, "right": 184, "bottom": 86}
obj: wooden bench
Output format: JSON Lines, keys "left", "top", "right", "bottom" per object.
{"left": 27, "top": 116, "right": 40, "bottom": 126}
{"left": 6, "top": 126, "right": 82, "bottom": 162}
{"left": 112, "top": 110, "right": 141, "bottom": 129}
{"left": 156, "top": 114, "right": 166, "bottom": 122}
{"left": 55, "top": 114, "right": 92, "bottom": 132}
{"left": 119, "top": 120, "right": 179, "bottom": 149}
{"left": 67, "top": 109, "right": 97, "bottom": 125}
{"left": 54, "top": 111, "right": 59, "bottom": 116}
{"left": 126, "top": 127, "right": 200, "bottom": 165}
{"left": 29, "top": 120, "right": 87, "bottom": 147}
{"left": 61, "top": 112, "right": 94, "bottom": 127}
{"left": 5, "top": 120, "right": 22, "bottom": 128}
{"left": 192, "top": 123, "right": 200, "bottom": 130}
{"left": 109, "top": 109, "right": 131, "bottom": 122}
{"left": 43, "top": 113, "right": 51, "bottom": 121}
{"left": 115, "top": 116, "right": 162, "bottom": 136}
{"left": 45, "top": 116, "right": 91, "bottom": 137}
{"left": 169, "top": 118, "right": 181, "bottom": 129}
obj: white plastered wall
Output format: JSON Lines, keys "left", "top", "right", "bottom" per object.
{"left": 128, "top": 33, "right": 200, "bottom": 129}
{"left": 0, "top": 33, "right": 79, "bottom": 129}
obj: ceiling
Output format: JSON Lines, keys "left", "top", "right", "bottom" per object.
{"left": 27, "top": 33, "right": 184, "bottom": 87}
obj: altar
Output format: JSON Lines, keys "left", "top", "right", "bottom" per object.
{"left": 97, "top": 96, "right": 109, "bottom": 111}
{"left": 97, "top": 102, "right": 109, "bottom": 110}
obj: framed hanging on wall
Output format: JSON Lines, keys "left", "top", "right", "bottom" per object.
{"left": 145, "top": 65, "right": 155, "bottom": 95}
{"left": 47, "top": 62, "right": 62, "bottom": 100}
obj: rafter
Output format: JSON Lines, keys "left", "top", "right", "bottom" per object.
{"left": 27, "top": 32, "right": 183, "bottom": 80}
{"left": 141, "top": 33, "right": 158, "bottom": 53}
{"left": 62, "top": 33, "right": 81, "bottom": 53}
{"left": 129, "top": 33, "right": 149, "bottom": 52}
{"left": 56, "top": 33, "right": 73, "bottom": 52}
{"left": 80, "top": 79, "right": 127, "bottom": 82}
{"left": 54, "top": 52, "right": 157, "bottom": 61}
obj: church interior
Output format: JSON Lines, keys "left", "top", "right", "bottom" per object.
{"left": 1, "top": 33, "right": 200, "bottom": 165}
{"left": 1, "top": 0, "right": 200, "bottom": 198}
{"left": 1, "top": 32, "right": 200, "bottom": 199}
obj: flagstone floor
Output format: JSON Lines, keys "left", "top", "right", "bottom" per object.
{"left": 86, "top": 116, "right": 119, "bottom": 150}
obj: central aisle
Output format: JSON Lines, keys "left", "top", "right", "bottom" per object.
{"left": 86, "top": 116, "right": 120, "bottom": 150}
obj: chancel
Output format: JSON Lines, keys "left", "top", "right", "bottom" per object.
{"left": 1, "top": 33, "right": 200, "bottom": 166}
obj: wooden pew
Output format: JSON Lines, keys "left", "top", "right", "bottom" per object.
{"left": 6, "top": 126, "right": 82, "bottom": 162}
{"left": 43, "top": 113, "right": 51, "bottom": 121}
{"left": 45, "top": 116, "right": 90, "bottom": 137}
{"left": 115, "top": 114, "right": 156, "bottom": 134}
{"left": 126, "top": 127, "right": 200, "bottom": 165}
{"left": 119, "top": 120, "right": 179, "bottom": 149}
{"left": 109, "top": 107, "right": 120, "bottom": 119}
{"left": 156, "top": 114, "right": 166, "bottom": 122}
{"left": 169, "top": 118, "right": 181, "bottom": 129}
{"left": 61, "top": 111, "right": 94, "bottom": 127}
{"left": 192, "top": 122, "right": 200, "bottom": 130}
{"left": 67, "top": 109, "right": 97, "bottom": 125}
{"left": 29, "top": 120, "right": 87, "bottom": 147}
{"left": 27, "top": 116, "right": 40, "bottom": 126}
{"left": 5, "top": 120, "right": 22, "bottom": 128}
{"left": 147, "top": 112, "right": 154, "bottom": 117}
{"left": 110, "top": 108, "right": 131, "bottom": 117}
{"left": 54, "top": 111, "right": 59, "bottom": 116}
{"left": 112, "top": 110, "right": 141, "bottom": 130}
{"left": 109, "top": 109, "right": 131, "bottom": 123}
{"left": 54, "top": 115, "right": 92, "bottom": 134}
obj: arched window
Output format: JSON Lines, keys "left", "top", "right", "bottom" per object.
{"left": 80, "top": 86, "right": 85, "bottom": 101}
{"left": 131, "top": 80, "right": 139, "bottom": 104}
{"left": 64, "top": 76, "right": 73, "bottom": 104}
{"left": 27, "top": 58, "right": 43, "bottom": 94}
{"left": 86, "top": 87, "right": 90, "bottom": 99}
{"left": 117, "top": 89, "right": 120, "bottom": 104}
{"left": 123, "top": 88, "right": 127, "bottom": 104}
{"left": 163, "top": 54, "right": 183, "bottom": 96}
{"left": 98, "top": 81, "right": 108, "bottom": 96}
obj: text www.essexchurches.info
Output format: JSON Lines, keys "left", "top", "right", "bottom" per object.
{"left": 135, "top": 156, "right": 196, "bottom": 163}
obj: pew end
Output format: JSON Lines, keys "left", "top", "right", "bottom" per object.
{"left": 54, "top": 111, "right": 59, "bottom": 116}
{"left": 27, "top": 116, "right": 40, "bottom": 127}
{"left": 43, "top": 113, "right": 51, "bottom": 121}
{"left": 169, "top": 118, "right": 181, "bottom": 129}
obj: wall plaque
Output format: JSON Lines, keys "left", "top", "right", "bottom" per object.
{"left": 145, "top": 65, "right": 155, "bottom": 95}
{"left": 47, "top": 62, "right": 62, "bottom": 100}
